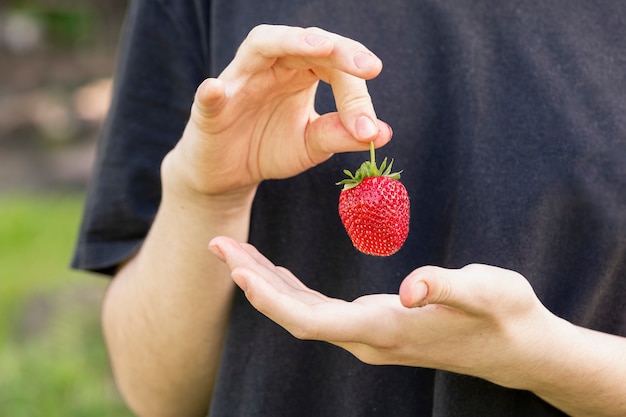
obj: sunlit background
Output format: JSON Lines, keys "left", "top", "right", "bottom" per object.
{"left": 1, "top": 1, "right": 134, "bottom": 415}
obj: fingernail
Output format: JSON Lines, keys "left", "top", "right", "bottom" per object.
{"left": 356, "top": 115, "right": 379, "bottom": 139}
{"left": 387, "top": 122, "right": 394, "bottom": 138}
{"left": 208, "top": 243, "right": 226, "bottom": 262}
{"left": 353, "top": 51, "right": 377, "bottom": 69}
{"left": 411, "top": 281, "right": 429, "bottom": 307}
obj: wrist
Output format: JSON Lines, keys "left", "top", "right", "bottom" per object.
{"left": 472, "top": 307, "right": 569, "bottom": 391}
{"left": 160, "top": 149, "right": 257, "bottom": 216}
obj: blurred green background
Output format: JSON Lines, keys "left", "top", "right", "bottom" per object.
{"left": 1, "top": 1, "right": 134, "bottom": 415}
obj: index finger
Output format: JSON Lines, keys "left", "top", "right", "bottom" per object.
{"left": 210, "top": 237, "right": 380, "bottom": 343}
{"left": 229, "top": 25, "right": 382, "bottom": 79}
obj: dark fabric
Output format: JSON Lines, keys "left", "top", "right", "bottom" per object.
{"left": 73, "top": 1, "right": 626, "bottom": 416}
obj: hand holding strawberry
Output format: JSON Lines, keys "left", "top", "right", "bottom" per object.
{"left": 163, "top": 25, "right": 391, "bottom": 202}
{"left": 337, "top": 142, "right": 410, "bottom": 256}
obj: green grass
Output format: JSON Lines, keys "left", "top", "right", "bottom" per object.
{"left": 0, "top": 193, "right": 133, "bottom": 416}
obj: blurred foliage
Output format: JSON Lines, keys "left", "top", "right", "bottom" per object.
{"left": 0, "top": 194, "right": 133, "bottom": 416}
{"left": 0, "top": 1, "right": 132, "bottom": 412}
{"left": 7, "top": 3, "right": 96, "bottom": 46}
{"left": 27, "top": 7, "right": 95, "bottom": 45}
{"left": 4, "top": 0, "right": 128, "bottom": 49}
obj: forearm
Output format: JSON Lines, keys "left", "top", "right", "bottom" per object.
{"left": 102, "top": 155, "right": 255, "bottom": 417}
{"left": 497, "top": 313, "right": 626, "bottom": 417}
{"left": 416, "top": 267, "right": 626, "bottom": 417}
{"left": 527, "top": 319, "right": 626, "bottom": 417}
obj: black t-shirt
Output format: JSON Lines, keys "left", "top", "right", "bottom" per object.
{"left": 73, "top": 1, "right": 626, "bottom": 416}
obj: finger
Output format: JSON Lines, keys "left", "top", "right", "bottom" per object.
{"left": 228, "top": 25, "right": 382, "bottom": 79}
{"left": 229, "top": 264, "right": 303, "bottom": 317}
{"left": 210, "top": 237, "right": 389, "bottom": 344}
{"left": 398, "top": 275, "right": 429, "bottom": 308}
{"left": 305, "top": 112, "right": 392, "bottom": 165}
{"left": 328, "top": 71, "right": 380, "bottom": 141}
{"left": 208, "top": 236, "right": 262, "bottom": 278}
{"left": 230, "top": 262, "right": 346, "bottom": 338}
{"left": 237, "top": 265, "right": 374, "bottom": 342}
{"left": 399, "top": 265, "right": 486, "bottom": 312}
{"left": 222, "top": 252, "right": 373, "bottom": 343}
{"left": 232, "top": 262, "right": 327, "bottom": 309}
{"left": 209, "top": 236, "right": 280, "bottom": 273}
{"left": 275, "top": 266, "right": 318, "bottom": 292}
{"left": 237, "top": 242, "right": 280, "bottom": 271}
{"left": 400, "top": 264, "right": 532, "bottom": 315}
{"left": 209, "top": 237, "right": 315, "bottom": 295}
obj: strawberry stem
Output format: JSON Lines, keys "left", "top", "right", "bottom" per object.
{"left": 336, "top": 141, "right": 402, "bottom": 190}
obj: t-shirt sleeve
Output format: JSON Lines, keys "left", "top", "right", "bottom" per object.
{"left": 72, "top": 0, "right": 210, "bottom": 275}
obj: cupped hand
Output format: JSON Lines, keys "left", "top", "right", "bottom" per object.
{"left": 208, "top": 236, "right": 563, "bottom": 390}
{"left": 165, "top": 25, "right": 392, "bottom": 198}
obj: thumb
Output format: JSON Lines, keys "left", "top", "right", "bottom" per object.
{"left": 192, "top": 78, "right": 227, "bottom": 118}
{"left": 305, "top": 112, "right": 392, "bottom": 165}
{"left": 399, "top": 265, "right": 484, "bottom": 312}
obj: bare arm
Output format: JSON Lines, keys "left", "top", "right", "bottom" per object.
{"left": 102, "top": 183, "right": 254, "bottom": 416}
{"left": 209, "top": 236, "right": 626, "bottom": 417}
{"left": 527, "top": 323, "right": 626, "bottom": 416}
{"left": 101, "top": 25, "right": 393, "bottom": 417}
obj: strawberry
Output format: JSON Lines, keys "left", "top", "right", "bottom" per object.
{"left": 337, "top": 142, "right": 410, "bottom": 256}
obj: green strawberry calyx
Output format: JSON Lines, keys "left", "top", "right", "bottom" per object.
{"left": 336, "top": 142, "right": 402, "bottom": 190}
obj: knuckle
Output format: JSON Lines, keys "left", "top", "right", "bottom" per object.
{"left": 247, "top": 24, "right": 270, "bottom": 39}
{"left": 461, "top": 263, "right": 486, "bottom": 274}
{"left": 243, "top": 24, "right": 276, "bottom": 54}
{"left": 303, "top": 26, "right": 323, "bottom": 34}
{"left": 418, "top": 265, "right": 443, "bottom": 276}
{"left": 244, "top": 26, "right": 265, "bottom": 49}
{"left": 338, "top": 92, "right": 373, "bottom": 113}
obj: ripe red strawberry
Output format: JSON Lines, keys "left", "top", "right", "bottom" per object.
{"left": 337, "top": 142, "right": 410, "bottom": 256}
